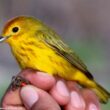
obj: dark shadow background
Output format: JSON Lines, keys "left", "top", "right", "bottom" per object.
{"left": 0, "top": 0, "right": 110, "bottom": 109}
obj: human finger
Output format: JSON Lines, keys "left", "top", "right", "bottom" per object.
{"left": 50, "top": 79, "right": 70, "bottom": 105}
{"left": 19, "top": 68, "right": 56, "bottom": 90}
{"left": 20, "top": 85, "right": 61, "bottom": 110}
{"left": 82, "top": 89, "right": 100, "bottom": 110}
{"left": 1, "top": 87, "right": 25, "bottom": 110}
{"left": 64, "top": 81, "right": 85, "bottom": 110}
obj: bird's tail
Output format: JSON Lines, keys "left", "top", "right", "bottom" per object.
{"left": 91, "top": 82, "right": 110, "bottom": 103}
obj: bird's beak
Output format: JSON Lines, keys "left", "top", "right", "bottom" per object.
{"left": 0, "top": 36, "right": 10, "bottom": 42}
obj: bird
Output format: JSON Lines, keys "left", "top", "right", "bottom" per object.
{"left": 0, "top": 16, "right": 109, "bottom": 103}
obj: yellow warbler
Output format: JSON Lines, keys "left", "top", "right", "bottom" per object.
{"left": 0, "top": 16, "right": 109, "bottom": 103}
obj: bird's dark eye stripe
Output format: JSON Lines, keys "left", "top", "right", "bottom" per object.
{"left": 12, "top": 27, "right": 19, "bottom": 33}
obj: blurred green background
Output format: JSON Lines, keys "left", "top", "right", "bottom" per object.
{"left": 0, "top": 0, "right": 110, "bottom": 109}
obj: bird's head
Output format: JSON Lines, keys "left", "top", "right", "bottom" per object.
{"left": 0, "top": 16, "right": 43, "bottom": 44}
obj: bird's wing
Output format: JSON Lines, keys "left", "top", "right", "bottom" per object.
{"left": 36, "top": 30, "right": 93, "bottom": 79}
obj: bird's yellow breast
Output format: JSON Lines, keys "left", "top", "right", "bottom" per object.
{"left": 11, "top": 37, "right": 78, "bottom": 79}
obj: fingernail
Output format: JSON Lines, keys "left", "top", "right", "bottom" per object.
{"left": 37, "top": 72, "right": 47, "bottom": 75}
{"left": 71, "top": 91, "right": 85, "bottom": 108}
{"left": 21, "top": 86, "right": 39, "bottom": 108}
{"left": 56, "top": 80, "right": 69, "bottom": 97}
{"left": 36, "top": 71, "right": 51, "bottom": 76}
{"left": 89, "top": 103, "right": 98, "bottom": 110}
{"left": 37, "top": 72, "right": 54, "bottom": 79}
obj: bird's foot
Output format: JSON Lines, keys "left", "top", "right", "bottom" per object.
{"left": 11, "top": 75, "right": 30, "bottom": 91}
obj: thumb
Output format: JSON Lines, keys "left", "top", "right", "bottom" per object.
{"left": 20, "top": 85, "right": 61, "bottom": 110}
{"left": 20, "top": 86, "right": 39, "bottom": 109}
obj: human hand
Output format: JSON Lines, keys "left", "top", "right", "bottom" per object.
{"left": 1, "top": 69, "right": 100, "bottom": 110}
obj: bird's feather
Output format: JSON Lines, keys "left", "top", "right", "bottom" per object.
{"left": 36, "top": 29, "right": 93, "bottom": 79}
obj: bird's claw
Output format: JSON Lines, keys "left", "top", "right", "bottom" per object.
{"left": 11, "top": 75, "right": 30, "bottom": 91}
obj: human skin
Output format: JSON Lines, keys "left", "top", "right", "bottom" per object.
{"left": 1, "top": 69, "right": 100, "bottom": 110}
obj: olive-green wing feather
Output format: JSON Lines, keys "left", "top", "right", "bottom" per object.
{"left": 36, "top": 29, "right": 93, "bottom": 79}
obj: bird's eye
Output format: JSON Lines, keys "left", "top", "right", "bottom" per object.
{"left": 12, "top": 27, "right": 19, "bottom": 33}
